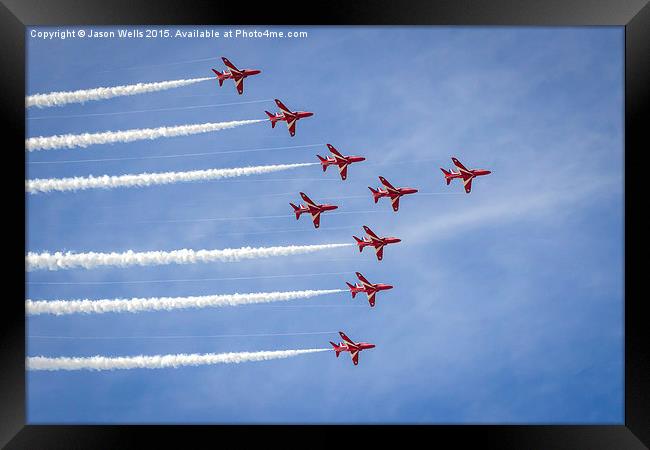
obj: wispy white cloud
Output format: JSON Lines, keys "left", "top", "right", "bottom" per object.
{"left": 399, "top": 175, "right": 620, "bottom": 244}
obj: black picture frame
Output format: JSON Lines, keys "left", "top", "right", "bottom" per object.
{"left": 2, "top": 0, "right": 647, "bottom": 448}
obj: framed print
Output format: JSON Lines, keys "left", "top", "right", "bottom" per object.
{"left": 1, "top": 0, "right": 648, "bottom": 447}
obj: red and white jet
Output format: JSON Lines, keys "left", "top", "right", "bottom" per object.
{"left": 317, "top": 144, "right": 366, "bottom": 181}
{"left": 211, "top": 57, "right": 261, "bottom": 95}
{"left": 353, "top": 225, "right": 401, "bottom": 261}
{"left": 330, "top": 331, "right": 375, "bottom": 366}
{"left": 346, "top": 272, "right": 393, "bottom": 307}
{"left": 265, "top": 99, "right": 314, "bottom": 137}
{"left": 369, "top": 176, "right": 418, "bottom": 212}
{"left": 441, "top": 157, "right": 492, "bottom": 193}
{"left": 289, "top": 192, "right": 338, "bottom": 229}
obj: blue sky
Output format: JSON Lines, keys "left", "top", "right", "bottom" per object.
{"left": 25, "top": 26, "right": 624, "bottom": 423}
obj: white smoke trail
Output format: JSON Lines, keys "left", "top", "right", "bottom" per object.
{"left": 26, "top": 162, "right": 317, "bottom": 194}
{"left": 27, "top": 99, "right": 273, "bottom": 120}
{"left": 26, "top": 289, "right": 345, "bottom": 315}
{"left": 26, "top": 77, "right": 213, "bottom": 108}
{"left": 27, "top": 349, "right": 331, "bottom": 371}
{"left": 26, "top": 243, "right": 353, "bottom": 272}
{"left": 25, "top": 119, "right": 264, "bottom": 152}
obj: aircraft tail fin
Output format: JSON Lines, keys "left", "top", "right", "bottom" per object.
{"left": 211, "top": 69, "right": 224, "bottom": 86}
{"left": 441, "top": 168, "right": 452, "bottom": 185}
{"left": 330, "top": 341, "right": 341, "bottom": 357}
{"left": 265, "top": 111, "right": 277, "bottom": 128}
{"left": 368, "top": 186, "right": 381, "bottom": 203}
{"left": 289, "top": 203, "right": 302, "bottom": 220}
{"left": 317, "top": 155, "right": 328, "bottom": 172}
{"left": 346, "top": 282, "right": 357, "bottom": 297}
{"left": 353, "top": 236, "right": 364, "bottom": 252}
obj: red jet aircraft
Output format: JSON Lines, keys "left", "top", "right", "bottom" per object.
{"left": 211, "top": 57, "right": 261, "bottom": 95}
{"left": 346, "top": 272, "right": 393, "bottom": 307}
{"left": 265, "top": 99, "right": 314, "bottom": 137}
{"left": 317, "top": 144, "right": 366, "bottom": 181}
{"left": 330, "top": 331, "right": 375, "bottom": 366}
{"left": 441, "top": 157, "right": 492, "bottom": 193}
{"left": 353, "top": 225, "right": 401, "bottom": 261}
{"left": 290, "top": 192, "right": 338, "bottom": 229}
{"left": 369, "top": 176, "right": 418, "bottom": 212}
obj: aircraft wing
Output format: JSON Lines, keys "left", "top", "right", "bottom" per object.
{"left": 339, "top": 331, "right": 355, "bottom": 346}
{"left": 222, "top": 57, "right": 241, "bottom": 72}
{"left": 355, "top": 272, "right": 372, "bottom": 287}
{"left": 286, "top": 117, "right": 297, "bottom": 137}
{"left": 390, "top": 195, "right": 400, "bottom": 212}
{"left": 362, "top": 226, "right": 379, "bottom": 240}
{"left": 311, "top": 210, "right": 321, "bottom": 228}
{"left": 234, "top": 76, "right": 244, "bottom": 95}
{"left": 378, "top": 176, "right": 397, "bottom": 191}
{"left": 326, "top": 144, "right": 343, "bottom": 158}
{"left": 367, "top": 291, "right": 376, "bottom": 307}
{"left": 338, "top": 163, "right": 349, "bottom": 180}
{"left": 351, "top": 350, "right": 359, "bottom": 366}
{"left": 463, "top": 177, "right": 473, "bottom": 193}
{"left": 275, "top": 99, "right": 292, "bottom": 114}
{"left": 375, "top": 244, "right": 385, "bottom": 261}
{"left": 299, "top": 192, "right": 317, "bottom": 207}
{"left": 451, "top": 157, "right": 469, "bottom": 172}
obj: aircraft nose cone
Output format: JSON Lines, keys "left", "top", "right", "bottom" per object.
{"left": 385, "top": 285, "right": 394, "bottom": 290}
{"left": 368, "top": 344, "right": 376, "bottom": 349}
{"left": 394, "top": 238, "right": 402, "bottom": 243}
{"left": 305, "top": 112, "right": 314, "bottom": 117}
